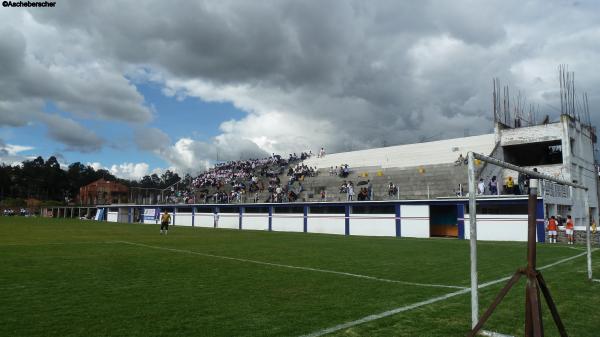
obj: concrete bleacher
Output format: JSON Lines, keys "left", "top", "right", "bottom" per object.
{"left": 303, "top": 134, "right": 495, "bottom": 169}
{"left": 297, "top": 163, "right": 470, "bottom": 201}
{"left": 186, "top": 133, "right": 496, "bottom": 203}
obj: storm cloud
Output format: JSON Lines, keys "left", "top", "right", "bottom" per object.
{"left": 1, "top": 0, "right": 599, "bottom": 174}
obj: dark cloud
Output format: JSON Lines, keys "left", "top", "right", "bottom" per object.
{"left": 40, "top": 114, "right": 104, "bottom": 153}
{"left": 0, "top": 11, "right": 153, "bottom": 131}
{"left": 0, "top": 138, "right": 7, "bottom": 156}
{"left": 134, "top": 127, "right": 171, "bottom": 151}
{"left": 1, "top": 0, "right": 599, "bottom": 171}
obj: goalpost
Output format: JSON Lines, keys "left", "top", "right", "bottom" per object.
{"left": 466, "top": 152, "right": 592, "bottom": 337}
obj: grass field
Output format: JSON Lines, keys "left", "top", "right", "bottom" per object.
{"left": 1, "top": 217, "right": 598, "bottom": 337}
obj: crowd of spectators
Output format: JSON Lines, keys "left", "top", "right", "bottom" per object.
{"left": 163, "top": 187, "right": 195, "bottom": 204}
{"left": 469, "top": 169, "right": 538, "bottom": 196}
{"left": 287, "top": 163, "right": 318, "bottom": 183}
{"left": 186, "top": 151, "right": 313, "bottom": 204}
{"left": 339, "top": 180, "right": 373, "bottom": 201}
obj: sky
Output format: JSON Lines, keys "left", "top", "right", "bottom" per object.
{"left": 0, "top": 0, "right": 599, "bottom": 180}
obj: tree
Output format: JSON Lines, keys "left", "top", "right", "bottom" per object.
{"left": 0, "top": 156, "right": 140, "bottom": 204}
{"left": 160, "top": 170, "right": 181, "bottom": 188}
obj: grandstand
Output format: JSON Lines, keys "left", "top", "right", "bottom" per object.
{"left": 47, "top": 114, "right": 598, "bottom": 243}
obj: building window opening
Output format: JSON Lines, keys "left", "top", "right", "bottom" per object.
{"left": 502, "top": 140, "right": 562, "bottom": 166}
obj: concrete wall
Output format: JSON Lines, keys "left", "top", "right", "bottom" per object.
{"left": 243, "top": 213, "right": 269, "bottom": 231}
{"left": 307, "top": 215, "right": 346, "bottom": 235}
{"left": 400, "top": 205, "right": 429, "bottom": 238}
{"left": 349, "top": 214, "right": 396, "bottom": 237}
{"left": 174, "top": 212, "right": 193, "bottom": 227}
{"left": 71, "top": 200, "right": 549, "bottom": 242}
{"left": 194, "top": 213, "right": 215, "bottom": 228}
{"left": 499, "top": 123, "right": 562, "bottom": 146}
{"left": 218, "top": 213, "right": 240, "bottom": 229}
{"left": 271, "top": 214, "right": 304, "bottom": 233}
{"left": 464, "top": 214, "right": 530, "bottom": 242}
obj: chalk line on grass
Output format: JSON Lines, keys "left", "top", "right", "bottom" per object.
{"left": 0, "top": 241, "right": 121, "bottom": 247}
{"left": 117, "top": 241, "right": 467, "bottom": 290}
{"left": 301, "top": 250, "right": 591, "bottom": 337}
{"left": 0, "top": 285, "right": 27, "bottom": 290}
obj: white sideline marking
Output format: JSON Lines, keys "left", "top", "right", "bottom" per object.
{"left": 0, "top": 241, "right": 120, "bottom": 247}
{"left": 480, "top": 330, "right": 514, "bottom": 337}
{"left": 300, "top": 288, "right": 471, "bottom": 337}
{"left": 301, "top": 251, "right": 592, "bottom": 337}
{"left": 117, "top": 241, "right": 466, "bottom": 290}
{"left": 0, "top": 285, "right": 27, "bottom": 290}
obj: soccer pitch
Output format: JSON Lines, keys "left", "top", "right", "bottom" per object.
{"left": 1, "top": 217, "right": 598, "bottom": 337}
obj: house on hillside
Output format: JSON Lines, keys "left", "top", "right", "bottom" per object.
{"left": 79, "top": 179, "right": 129, "bottom": 205}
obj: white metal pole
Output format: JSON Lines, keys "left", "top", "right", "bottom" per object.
{"left": 585, "top": 191, "right": 592, "bottom": 280}
{"left": 468, "top": 152, "right": 479, "bottom": 328}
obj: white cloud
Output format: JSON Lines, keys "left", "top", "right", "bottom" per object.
{"left": 109, "top": 162, "right": 151, "bottom": 180}
{"left": 87, "top": 162, "right": 103, "bottom": 171}
{"left": 87, "top": 161, "right": 162, "bottom": 180}
{"left": 4, "top": 144, "right": 34, "bottom": 156}
{"left": 0, "top": 140, "right": 35, "bottom": 165}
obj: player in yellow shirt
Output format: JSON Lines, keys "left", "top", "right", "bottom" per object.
{"left": 160, "top": 210, "right": 171, "bottom": 235}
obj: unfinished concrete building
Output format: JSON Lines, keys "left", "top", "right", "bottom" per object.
{"left": 485, "top": 114, "right": 598, "bottom": 228}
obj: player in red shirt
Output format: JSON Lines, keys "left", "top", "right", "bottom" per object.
{"left": 547, "top": 216, "right": 558, "bottom": 243}
{"left": 565, "top": 215, "right": 574, "bottom": 245}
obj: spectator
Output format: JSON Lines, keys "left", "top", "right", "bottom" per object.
{"left": 477, "top": 179, "right": 485, "bottom": 195}
{"left": 347, "top": 182, "right": 355, "bottom": 201}
{"left": 455, "top": 183, "right": 464, "bottom": 197}
{"left": 506, "top": 176, "right": 515, "bottom": 194}
{"left": 455, "top": 153, "right": 466, "bottom": 166}
{"left": 339, "top": 164, "right": 350, "bottom": 178}
{"left": 318, "top": 147, "right": 326, "bottom": 158}
{"left": 339, "top": 181, "right": 348, "bottom": 193}
{"left": 488, "top": 176, "right": 498, "bottom": 195}
{"left": 388, "top": 182, "right": 398, "bottom": 197}
{"left": 367, "top": 180, "right": 372, "bottom": 200}
{"left": 320, "top": 190, "right": 326, "bottom": 201}
{"left": 357, "top": 188, "right": 369, "bottom": 201}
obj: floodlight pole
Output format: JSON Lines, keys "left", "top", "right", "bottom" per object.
{"left": 467, "top": 152, "right": 478, "bottom": 328}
